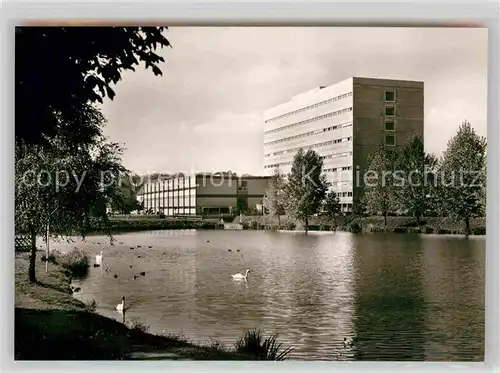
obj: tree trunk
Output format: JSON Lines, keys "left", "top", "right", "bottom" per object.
{"left": 305, "top": 216, "right": 309, "bottom": 235}
{"left": 28, "top": 228, "right": 37, "bottom": 283}
{"left": 277, "top": 214, "right": 281, "bottom": 229}
{"left": 384, "top": 214, "right": 387, "bottom": 232}
{"left": 416, "top": 214, "right": 421, "bottom": 226}
{"left": 465, "top": 217, "right": 470, "bottom": 239}
{"left": 45, "top": 223, "right": 50, "bottom": 273}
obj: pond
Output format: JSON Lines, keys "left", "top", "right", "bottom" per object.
{"left": 47, "top": 230, "right": 485, "bottom": 361}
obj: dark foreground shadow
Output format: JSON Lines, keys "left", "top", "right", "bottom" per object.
{"left": 15, "top": 308, "right": 250, "bottom": 360}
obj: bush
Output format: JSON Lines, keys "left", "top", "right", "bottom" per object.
{"left": 85, "top": 299, "right": 98, "bottom": 312}
{"left": 40, "top": 252, "right": 58, "bottom": 264}
{"left": 347, "top": 221, "right": 362, "bottom": 233}
{"left": 393, "top": 226, "right": 408, "bottom": 233}
{"left": 471, "top": 227, "right": 486, "bottom": 235}
{"left": 59, "top": 248, "right": 89, "bottom": 279}
{"left": 422, "top": 226, "right": 434, "bottom": 234}
{"left": 127, "top": 317, "right": 150, "bottom": 333}
{"left": 281, "top": 221, "right": 296, "bottom": 231}
{"left": 234, "top": 330, "right": 293, "bottom": 361}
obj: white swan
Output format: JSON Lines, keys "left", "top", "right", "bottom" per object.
{"left": 116, "top": 296, "right": 125, "bottom": 312}
{"left": 95, "top": 251, "right": 103, "bottom": 266}
{"left": 232, "top": 269, "right": 250, "bottom": 281}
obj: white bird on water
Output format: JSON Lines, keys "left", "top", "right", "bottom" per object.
{"left": 116, "top": 296, "right": 125, "bottom": 312}
{"left": 95, "top": 251, "right": 103, "bottom": 266}
{"left": 232, "top": 269, "right": 251, "bottom": 281}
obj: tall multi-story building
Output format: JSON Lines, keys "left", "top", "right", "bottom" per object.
{"left": 263, "top": 77, "right": 424, "bottom": 213}
{"left": 137, "top": 173, "right": 271, "bottom": 216}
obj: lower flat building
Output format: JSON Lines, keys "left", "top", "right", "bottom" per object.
{"left": 137, "top": 173, "right": 271, "bottom": 216}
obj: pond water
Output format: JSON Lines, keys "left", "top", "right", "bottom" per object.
{"left": 46, "top": 230, "right": 485, "bottom": 361}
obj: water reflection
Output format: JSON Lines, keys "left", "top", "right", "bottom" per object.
{"left": 58, "top": 230, "right": 484, "bottom": 361}
{"left": 351, "top": 234, "right": 427, "bottom": 360}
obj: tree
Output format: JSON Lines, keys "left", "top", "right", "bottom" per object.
{"left": 15, "top": 106, "right": 125, "bottom": 282}
{"left": 394, "top": 135, "right": 438, "bottom": 225}
{"left": 363, "top": 144, "right": 400, "bottom": 231}
{"left": 322, "top": 190, "right": 341, "bottom": 228}
{"left": 262, "top": 167, "right": 287, "bottom": 227}
{"left": 284, "top": 149, "right": 329, "bottom": 234}
{"left": 437, "top": 120, "right": 486, "bottom": 237}
{"left": 16, "top": 27, "right": 171, "bottom": 146}
{"left": 111, "top": 174, "right": 143, "bottom": 214}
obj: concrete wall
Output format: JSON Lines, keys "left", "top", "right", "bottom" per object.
{"left": 352, "top": 77, "right": 424, "bottom": 201}
{"left": 246, "top": 177, "right": 271, "bottom": 195}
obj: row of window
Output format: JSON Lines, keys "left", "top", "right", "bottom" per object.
{"left": 338, "top": 192, "right": 353, "bottom": 197}
{"left": 143, "top": 178, "right": 196, "bottom": 194}
{"left": 143, "top": 207, "right": 197, "bottom": 216}
{"left": 264, "top": 107, "right": 353, "bottom": 136}
{"left": 265, "top": 135, "right": 352, "bottom": 158}
{"left": 264, "top": 121, "right": 352, "bottom": 148}
{"left": 142, "top": 188, "right": 196, "bottom": 196}
{"left": 265, "top": 92, "right": 353, "bottom": 124}
{"left": 264, "top": 151, "right": 353, "bottom": 169}
{"left": 324, "top": 166, "right": 353, "bottom": 173}
{"left": 383, "top": 95, "right": 396, "bottom": 145}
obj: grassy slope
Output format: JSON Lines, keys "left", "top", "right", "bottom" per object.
{"left": 14, "top": 253, "right": 251, "bottom": 360}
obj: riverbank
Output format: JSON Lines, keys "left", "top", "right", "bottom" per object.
{"left": 55, "top": 215, "right": 486, "bottom": 236}
{"left": 239, "top": 215, "right": 486, "bottom": 236}
{"left": 14, "top": 252, "right": 286, "bottom": 360}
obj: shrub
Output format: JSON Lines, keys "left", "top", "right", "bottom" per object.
{"left": 422, "top": 226, "right": 434, "bottom": 234}
{"left": 127, "top": 317, "right": 150, "bottom": 333}
{"left": 40, "top": 252, "right": 58, "bottom": 264}
{"left": 281, "top": 221, "right": 296, "bottom": 231}
{"left": 347, "top": 221, "right": 362, "bottom": 233}
{"left": 234, "top": 329, "right": 293, "bottom": 361}
{"left": 59, "top": 248, "right": 89, "bottom": 279}
{"left": 85, "top": 299, "right": 98, "bottom": 312}
{"left": 393, "top": 226, "right": 408, "bottom": 233}
{"left": 471, "top": 227, "right": 486, "bottom": 235}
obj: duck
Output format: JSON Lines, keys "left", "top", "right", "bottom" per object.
{"left": 228, "top": 249, "right": 232, "bottom": 252}
{"left": 130, "top": 247, "right": 135, "bottom": 250}
{"left": 236, "top": 249, "right": 240, "bottom": 252}
{"left": 116, "top": 296, "right": 125, "bottom": 312}
{"left": 231, "top": 269, "right": 250, "bottom": 281}
{"left": 131, "top": 275, "right": 138, "bottom": 280}
{"left": 148, "top": 245, "right": 152, "bottom": 248}
{"left": 137, "top": 245, "right": 142, "bottom": 248}
{"left": 95, "top": 251, "right": 103, "bottom": 266}
{"left": 343, "top": 337, "right": 354, "bottom": 348}
{"left": 140, "top": 271, "right": 146, "bottom": 276}
{"left": 113, "top": 274, "right": 118, "bottom": 279}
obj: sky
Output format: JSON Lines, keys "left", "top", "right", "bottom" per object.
{"left": 100, "top": 27, "right": 488, "bottom": 176}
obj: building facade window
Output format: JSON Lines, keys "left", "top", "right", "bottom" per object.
{"left": 385, "top": 106, "right": 395, "bottom": 116}
{"left": 385, "top": 90, "right": 396, "bottom": 102}
{"left": 385, "top": 120, "right": 395, "bottom": 131}
{"left": 385, "top": 134, "right": 396, "bottom": 146}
